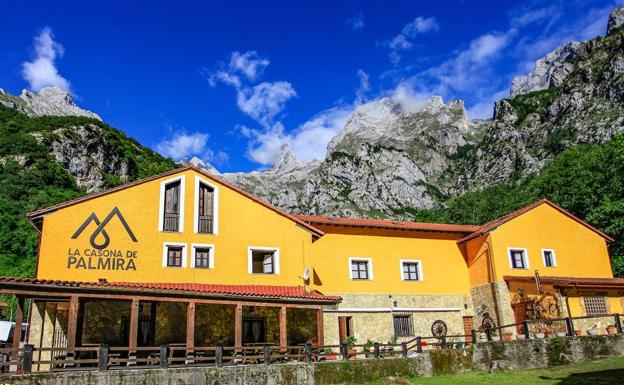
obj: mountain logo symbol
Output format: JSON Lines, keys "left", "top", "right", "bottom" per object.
{"left": 71, "top": 207, "right": 138, "bottom": 249}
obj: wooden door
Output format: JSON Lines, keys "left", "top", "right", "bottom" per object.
{"left": 512, "top": 302, "right": 529, "bottom": 334}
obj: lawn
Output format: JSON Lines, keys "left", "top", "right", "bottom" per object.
{"left": 367, "top": 356, "right": 624, "bottom": 385}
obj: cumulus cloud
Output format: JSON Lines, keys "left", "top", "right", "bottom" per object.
{"left": 229, "top": 51, "right": 270, "bottom": 81}
{"left": 236, "top": 81, "right": 297, "bottom": 127}
{"left": 387, "top": 16, "right": 439, "bottom": 63}
{"left": 155, "top": 131, "right": 218, "bottom": 162}
{"left": 347, "top": 13, "right": 365, "bottom": 31}
{"left": 355, "top": 69, "right": 370, "bottom": 104}
{"left": 22, "top": 27, "right": 70, "bottom": 92}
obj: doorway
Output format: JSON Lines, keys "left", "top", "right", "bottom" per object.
{"left": 243, "top": 318, "right": 266, "bottom": 344}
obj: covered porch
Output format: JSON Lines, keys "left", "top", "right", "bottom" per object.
{"left": 0, "top": 277, "right": 339, "bottom": 372}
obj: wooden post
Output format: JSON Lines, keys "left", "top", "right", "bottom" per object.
{"left": 471, "top": 329, "right": 478, "bottom": 345}
{"left": 340, "top": 343, "right": 348, "bottom": 361}
{"left": 234, "top": 304, "right": 243, "bottom": 348}
{"left": 373, "top": 342, "right": 380, "bottom": 359}
{"left": 416, "top": 337, "right": 423, "bottom": 353}
{"left": 98, "top": 344, "right": 109, "bottom": 371}
{"left": 160, "top": 344, "right": 169, "bottom": 368}
{"left": 401, "top": 342, "right": 407, "bottom": 357}
{"left": 11, "top": 297, "right": 24, "bottom": 360}
{"left": 316, "top": 307, "right": 324, "bottom": 345}
{"left": 523, "top": 320, "right": 531, "bottom": 339}
{"left": 279, "top": 306, "right": 287, "bottom": 349}
{"left": 186, "top": 302, "right": 195, "bottom": 353}
{"left": 66, "top": 295, "right": 80, "bottom": 355}
{"left": 22, "top": 344, "right": 33, "bottom": 374}
{"left": 215, "top": 346, "right": 223, "bottom": 367}
{"left": 614, "top": 314, "right": 622, "bottom": 334}
{"left": 263, "top": 344, "right": 271, "bottom": 364}
{"left": 128, "top": 299, "right": 139, "bottom": 354}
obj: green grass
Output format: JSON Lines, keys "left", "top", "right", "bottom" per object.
{"left": 366, "top": 356, "right": 624, "bottom": 385}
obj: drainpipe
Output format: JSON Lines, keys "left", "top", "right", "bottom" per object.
{"left": 485, "top": 236, "right": 503, "bottom": 329}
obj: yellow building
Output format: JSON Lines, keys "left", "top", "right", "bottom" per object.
{"left": 0, "top": 166, "right": 622, "bottom": 366}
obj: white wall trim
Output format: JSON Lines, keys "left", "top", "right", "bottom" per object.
{"left": 399, "top": 259, "right": 424, "bottom": 281}
{"left": 348, "top": 257, "right": 373, "bottom": 280}
{"left": 507, "top": 247, "right": 530, "bottom": 269}
{"left": 191, "top": 243, "right": 215, "bottom": 269}
{"left": 193, "top": 175, "right": 219, "bottom": 235}
{"left": 162, "top": 242, "right": 187, "bottom": 268}
{"left": 158, "top": 175, "right": 186, "bottom": 232}
{"left": 247, "top": 246, "right": 280, "bottom": 275}
{"left": 325, "top": 307, "right": 461, "bottom": 313}
{"left": 541, "top": 248, "right": 557, "bottom": 267}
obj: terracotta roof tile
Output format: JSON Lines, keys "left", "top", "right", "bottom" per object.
{"left": 504, "top": 275, "right": 624, "bottom": 288}
{"left": 294, "top": 214, "right": 478, "bottom": 233}
{"left": 0, "top": 276, "right": 341, "bottom": 303}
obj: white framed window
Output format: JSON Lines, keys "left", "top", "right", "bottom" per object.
{"left": 191, "top": 243, "right": 214, "bottom": 269}
{"left": 162, "top": 242, "right": 187, "bottom": 268}
{"left": 400, "top": 259, "right": 423, "bottom": 281}
{"left": 248, "top": 247, "right": 280, "bottom": 275}
{"left": 158, "top": 175, "right": 185, "bottom": 232}
{"left": 349, "top": 257, "right": 373, "bottom": 280}
{"left": 193, "top": 176, "right": 219, "bottom": 235}
{"left": 541, "top": 249, "right": 556, "bottom": 267}
{"left": 508, "top": 248, "right": 529, "bottom": 269}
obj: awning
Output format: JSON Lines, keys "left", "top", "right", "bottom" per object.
{"left": 504, "top": 275, "right": 624, "bottom": 290}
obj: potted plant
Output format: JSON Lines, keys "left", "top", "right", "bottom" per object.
{"left": 555, "top": 325, "right": 567, "bottom": 337}
{"left": 345, "top": 335, "right": 358, "bottom": 360}
{"left": 535, "top": 327, "right": 546, "bottom": 339}
{"left": 305, "top": 337, "right": 320, "bottom": 360}
{"left": 575, "top": 329, "right": 582, "bottom": 336}
{"left": 502, "top": 332, "right": 513, "bottom": 341}
{"left": 606, "top": 324, "right": 617, "bottom": 334}
{"left": 323, "top": 348, "right": 337, "bottom": 361}
{"left": 587, "top": 324, "right": 599, "bottom": 336}
{"left": 363, "top": 339, "right": 375, "bottom": 358}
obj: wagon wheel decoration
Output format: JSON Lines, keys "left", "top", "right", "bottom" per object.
{"left": 481, "top": 316, "right": 496, "bottom": 331}
{"left": 431, "top": 320, "right": 448, "bottom": 337}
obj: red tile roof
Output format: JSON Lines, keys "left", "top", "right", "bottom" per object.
{"left": 457, "top": 199, "right": 614, "bottom": 244}
{"left": 0, "top": 277, "right": 341, "bottom": 303}
{"left": 294, "top": 214, "right": 478, "bottom": 234}
{"left": 504, "top": 275, "right": 624, "bottom": 289}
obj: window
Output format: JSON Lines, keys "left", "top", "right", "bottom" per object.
{"left": 583, "top": 296, "right": 608, "bottom": 316}
{"left": 248, "top": 248, "right": 279, "bottom": 274}
{"left": 401, "top": 260, "right": 422, "bottom": 281}
{"left": 194, "top": 176, "right": 219, "bottom": 234}
{"left": 350, "top": 258, "right": 372, "bottom": 280}
{"left": 542, "top": 249, "right": 556, "bottom": 267}
{"left": 393, "top": 315, "right": 414, "bottom": 337}
{"left": 159, "top": 176, "right": 185, "bottom": 232}
{"left": 191, "top": 244, "right": 214, "bottom": 269}
{"left": 508, "top": 248, "right": 529, "bottom": 269}
{"left": 162, "top": 243, "right": 187, "bottom": 268}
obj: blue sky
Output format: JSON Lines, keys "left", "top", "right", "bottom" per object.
{"left": 0, "top": 0, "right": 621, "bottom": 172}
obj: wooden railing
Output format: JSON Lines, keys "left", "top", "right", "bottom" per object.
{"left": 163, "top": 213, "right": 179, "bottom": 232}
{"left": 1, "top": 313, "right": 621, "bottom": 375}
{"left": 197, "top": 215, "right": 214, "bottom": 234}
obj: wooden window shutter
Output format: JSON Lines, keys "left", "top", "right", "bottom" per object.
{"left": 338, "top": 316, "right": 347, "bottom": 344}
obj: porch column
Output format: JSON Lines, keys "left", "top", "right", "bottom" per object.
{"left": 186, "top": 302, "right": 195, "bottom": 353}
{"left": 234, "top": 304, "right": 243, "bottom": 348}
{"left": 66, "top": 295, "right": 80, "bottom": 354}
{"left": 279, "top": 306, "right": 287, "bottom": 349}
{"left": 316, "top": 307, "right": 324, "bottom": 345}
{"left": 11, "top": 296, "right": 24, "bottom": 359}
{"left": 128, "top": 299, "right": 139, "bottom": 354}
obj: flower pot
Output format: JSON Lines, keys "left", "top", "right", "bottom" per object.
{"left": 365, "top": 352, "right": 375, "bottom": 359}
{"left": 535, "top": 333, "right": 545, "bottom": 339}
{"left": 575, "top": 330, "right": 582, "bottom": 336}
{"left": 516, "top": 334, "right": 526, "bottom": 340}
{"left": 325, "top": 353, "right": 337, "bottom": 361}
{"left": 348, "top": 349, "right": 357, "bottom": 361}
{"left": 556, "top": 332, "right": 567, "bottom": 337}
{"left": 479, "top": 333, "right": 487, "bottom": 341}
{"left": 490, "top": 336, "right": 501, "bottom": 342}
{"left": 587, "top": 328, "right": 599, "bottom": 336}
{"left": 503, "top": 334, "right": 513, "bottom": 341}
{"left": 606, "top": 326, "right": 617, "bottom": 335}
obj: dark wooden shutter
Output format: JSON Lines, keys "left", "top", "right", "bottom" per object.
{"left": 163, "top": 181, "right": 181, "bottom": 231}
{"left": 338, "top": 316, "right": 347, "bottom": 344}
{"left": 198, "top": 183, "right": 214, "bottom": 233}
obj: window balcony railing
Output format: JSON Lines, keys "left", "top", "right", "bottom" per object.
{"left": 163, "top": 213, "right": 179, "bottom": 232}
{"left": 198, "top": 215, "right": 214, "bottom": 234}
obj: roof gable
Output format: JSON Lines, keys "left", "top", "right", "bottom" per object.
{"left": 458, "top": 199, "right": 614, "bottom": 243}
{"left": 27, "top": 166, "right": 323, "bottom": 237}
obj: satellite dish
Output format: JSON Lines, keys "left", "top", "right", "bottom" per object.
{"left": 302, "top": 268, "right": 311, "bottom": 281}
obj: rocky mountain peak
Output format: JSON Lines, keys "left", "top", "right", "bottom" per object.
{"left": 0, "top": 86, "right": 101, "bottom": 120}
{"left": 608, "top": 8, "right": 624, "bottom": 35}
{"left": 271, "top": 144, "right": 302, "bottom": 173}
{"left": 183, "top": 156, "right": 221, "bottom": 175}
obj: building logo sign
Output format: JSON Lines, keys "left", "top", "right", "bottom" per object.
{"left": 67, "top": 207, "right": 139, "bottom": 271}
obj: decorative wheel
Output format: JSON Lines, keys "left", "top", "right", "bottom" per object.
{"left": 482, "top": 316, "right": 496, "bottom": 330}
{"left": 431, "top": 320, "right": 448, "bottom": 337}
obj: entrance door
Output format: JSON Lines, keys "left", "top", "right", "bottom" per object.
{"left": 243, "top": 318, "right": 266, "bottom": 344}
{"left": 512, "top": 302, "right": 529, "bottom": 334}
{"left": 338, "top": 316, "right": 353, "bottom": 344}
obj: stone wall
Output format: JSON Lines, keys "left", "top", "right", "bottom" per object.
{"left": 2, "top": 335, "right": 623, "bottom": 385}
{"left": 470, "top": 282, "right": 515, "bottom": 333}
{"left": 323, "top": 293, "right": 473, "bottom": 345}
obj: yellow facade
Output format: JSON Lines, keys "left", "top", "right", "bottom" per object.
{"left": 36, "top": 168, "right": 313, "bottom": 287}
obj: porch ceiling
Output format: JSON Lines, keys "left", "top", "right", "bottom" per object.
{"left": 504, "top": 275, "right": 624, "bottom": 289}
{"left": 0, "top": 276, "right": 342, "bottom": 305}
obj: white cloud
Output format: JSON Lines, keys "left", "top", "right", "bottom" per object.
{"left": 21, "top": 27, "right": 70, "bottom": 92}
{"left": 155, "top": 132, "right": 210, "bottom": 161}
{"left": 236, "top": 81, "right": 297, "bottom": 127}
{"left": 355, "top": 69, "right": 370, "bottom": 104}
{"left": 347, "top": 13, "right": 365, "bottom": 31}
{"left": 387, "top": 16, "right": 439, "bottom": 63}
{"left": 243, "top": 106, "right": 354, "bottom": 165}
{"left": 229, "top": 51, "right": 270, "bottom": 81}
